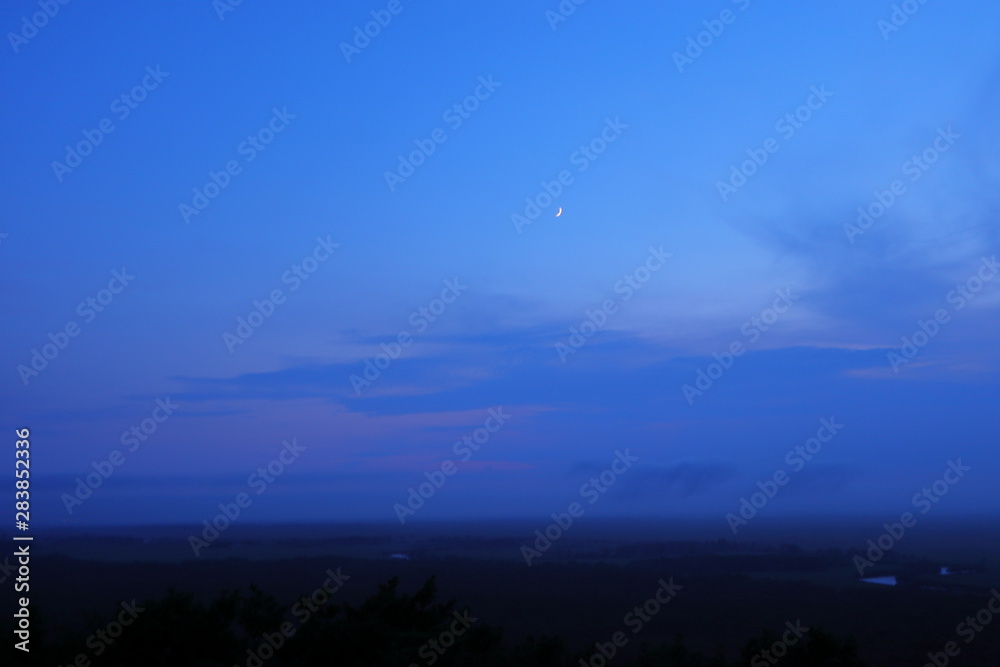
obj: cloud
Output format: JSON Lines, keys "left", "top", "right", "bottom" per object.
{"left": 779, "top": 464, "right": 859, "bottom": 497}
{"left": 617, "top": 460, "right": 736, "bottom": 500}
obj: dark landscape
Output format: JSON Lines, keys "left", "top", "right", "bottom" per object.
{"left": 8, "top": 518, "right": 999, "bottom": 666}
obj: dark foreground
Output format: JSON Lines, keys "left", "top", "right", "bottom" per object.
{"left": 8, "top": 519, "right": 1000, "bottom": 666}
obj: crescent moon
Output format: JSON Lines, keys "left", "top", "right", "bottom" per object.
{"left": 555, "top": 207, "right": 563, "bottom": 217}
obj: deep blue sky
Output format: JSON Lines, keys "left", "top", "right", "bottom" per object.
{"left": 3, "top": 0, "right": 999, "bottom": 529}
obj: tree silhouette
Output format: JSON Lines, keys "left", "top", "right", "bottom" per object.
{"left": 40, "top": 577, "right": 869, "bottom": 666}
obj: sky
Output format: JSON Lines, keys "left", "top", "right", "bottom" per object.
{"left": 2, "top": 0, "right": 999, "bottom": 531}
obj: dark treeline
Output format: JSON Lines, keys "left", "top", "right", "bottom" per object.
{"left": 28, "top": 575, "right": 867, "bottom": 667}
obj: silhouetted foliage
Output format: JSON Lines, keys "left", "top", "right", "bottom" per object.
{"left": 35, "top": 574, "right": 872, "bottom": 667}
